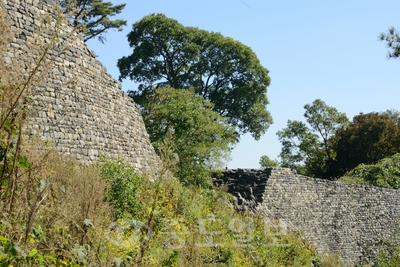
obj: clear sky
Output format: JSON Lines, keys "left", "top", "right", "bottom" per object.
{"left": 87, "top": 0, "right": 400, "bottom": 169}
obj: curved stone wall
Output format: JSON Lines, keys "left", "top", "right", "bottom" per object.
{"left": 5, "top": 1, "right": 400, "bottom": 265}
{"left": 4, "top": 0, "right": 159, "bottom": 174}
{"left": 214, "top": 168, "right": 400, "bottom": 266}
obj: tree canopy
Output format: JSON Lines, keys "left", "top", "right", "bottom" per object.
{"left": 277, "top": 103, "right": 400, "bottom": 179}
{"left": 117, "top": 13, "right": 272, "bottom": 140}
{"left": 259, "top": 155, "right": 278, "bottom": 169}
{"left": 276, "top": 99, "right": 349, "bottom": 178}
{"left": 380, "top": 27, "right": 400, "bottom": 58}
{"left": 382, "top": 109, "right": 400, "bottom": 125}
{"left": 60, "top": 0, "right": 127, "bottom": 43}
{"left": 141, "top": 87, "right": 237, "bottom": 187}
{"left": 330, "top": 112, "right": 400, "bottom": 177}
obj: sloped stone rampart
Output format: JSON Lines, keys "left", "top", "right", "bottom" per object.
{"left": 214, "top": 168, "right": 400, "bottom": 266}
{"left": 3, "top": 0, "right": 159, "bottom": 174}
{"left": 5, "top": 1, "right": 400, "bottom": 265}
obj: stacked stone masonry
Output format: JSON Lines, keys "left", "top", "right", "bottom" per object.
{"left": 5, "top": 0, "right": 400, "bottom": 266}
{"left": 3, "top": 0, "right": 159, "bottom": 174}
{"left": 214, "top": 168, "right": 400, "bottom": 266}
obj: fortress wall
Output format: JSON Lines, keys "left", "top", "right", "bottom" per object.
{"left": 4, "top": 1, "right": 400, "bottom": 265}
{"left": 215, "top": 168, "right": 400, "bottom": 266}
{"left": 3, "top": 0, "right": 159, "bottom": 174}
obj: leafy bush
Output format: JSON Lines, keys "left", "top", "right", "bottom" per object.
{"left": 100, "top": 159, "right": 146, "bottom": 219}
{"left": 99, "top": 160, "right": 320, "bottom": 266}
{"left": 340, "top": 153, "right": 400, "bottom": 189}
{"left": 141, "top": 88, "right": 237, "bottom": 188}
{"left": 259, "top": 155, "right": 279, "bottom": 168}
{"left": 373, "top": 224, "right": 400, "bottom": 267}
{"left": 375, "top": 241, "right": 400, "bottom": 267}
{"left": 0, "top": 154, "right": 117, "bottom": 266}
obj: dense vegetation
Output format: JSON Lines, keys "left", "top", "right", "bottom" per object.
{"left": 330, "top": 112, "right": 400, "bottom": 178}
{"left": 340, "top": 153, "right": 400, "bottom": 190}
{"left": 117, "top": 13, "right": 273, "bottom": 140}
{"left": 141, "top": 87, "right": 237, "bottom": 187}
{"left": 0, "top": 4, "right": 327, "bottom": 267}
{"left": 275, "top": 99, "right": 349, "bottom": 178}
{"left": 270, "top": 99, "right": 400, "bottom": 180}
{"left": 1, "top": 1, "right": 400, "bottom": 266}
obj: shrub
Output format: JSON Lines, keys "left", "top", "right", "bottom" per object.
{"left": 99, "top": 159, "right": 320, "bottom": 266}
{"left": 375, "top": 225, "right": 400, "bottom": 267}
{"left": 340, "top": 153, "right": 400, "bottom": 189}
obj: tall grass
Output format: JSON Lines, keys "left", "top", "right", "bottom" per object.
{"left": 99, "top": 158, "right": 321, "bottom": 267}
{"left": 0, "top": 2, "right": 117, "bottom": 265}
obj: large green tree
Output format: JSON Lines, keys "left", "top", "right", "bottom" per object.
{"left": 142, "top": 87, "right": 237, "bottom": 187}
{"left": 60, "top": 0, "right": 127, "bottom": 43}
{"left": 117, "top": 13, "right": 272, "bottom": 140}
{"left": 330, "top": 112, "right": 400, "bottom": 177}
{"left": 380, "top": 27, "right": 400, "bottom": 58}
{"left": 276, "top": 99, "right": 349, "bottom": 178}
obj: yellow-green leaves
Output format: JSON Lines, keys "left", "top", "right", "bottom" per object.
{"left": 341, "top": 153, "right": 400, "bottom": 189}
{"left": 142, "top": 88, "right": 237, "bottom": 187}
{"left": 100, "top": 160, "right": 318, "bottom": 266}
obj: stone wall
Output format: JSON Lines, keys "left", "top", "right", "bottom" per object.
{"left": 214, "top": 168, "right": 400, "bottom": 266}
{"left": 3, "top": 0, "right": 159, "bottom": 174}
{"left": 4, "top": 1, "right": 400, "bottom": 265}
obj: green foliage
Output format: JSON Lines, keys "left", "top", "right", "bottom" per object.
{"left": 60, "top": 0, "right": 127, "bottom": 43}
{"left": 99, "top": 160, "right": 319, "bottom": 267}
{"left": 382, "top": 109, "right": 400, "bottom": 126}
{"left": 380, "top": 27, "right": 400, "bottom": 58}
{"left": 259, "top": 155, "right": 279, "bottom": 168}
{"left": 277, "top": 99, "right": 349, "bottom": 178}
{"left": 100, "top": 159, "right": 145, "bottom": 218}
{"left": 375, "top": 237, "right": 400, "bottom": 267}
{"left": 277, "top": 119, "right": 319, "bottom": 174}
{"left": 142, "top": 87, "right": 237, "bottom": 187}
{"left": 0, "top": 226, "right": 81, "bottom": 266}
{"left": 331, "top": 112, "right": 400, "bottom": 177}
{"left": 0, "top": 6, "right": 117, "bottom": 266}
{"left": 278, "top": 105, "right": 400, "bottom": 179}
{"left": 0, "top": 4, "right": 327, "bottom": 267}
{"left": 376, "top": 247, "right": 400, "bottom": 267}
{"left": 340, "top": 153, "right": 400, "bottom": 189}
{"left": 373, "top": 223, "right": 400, "bottom": 267}
{"left": 0, "top": 156, "right": 117, "bottom": 266}
{"left": 117, "top": 13, "right": 272, "bottom": 140}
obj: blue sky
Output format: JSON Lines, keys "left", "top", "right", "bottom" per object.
{"left": 87, "top": 0, "right": 400, "bottom": 169}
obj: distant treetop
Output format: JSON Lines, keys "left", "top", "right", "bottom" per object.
{"left": 380, "top": 27, "right": 400, "bottom": 59}
{"left": 60, "top": 0, "right": 127, "bottom": 43}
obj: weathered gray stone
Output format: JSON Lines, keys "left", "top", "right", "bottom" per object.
{"left": 6, "top": 0, "right": 400, "bottom": 265}
{"left": 4, "top": 0, "right": 159, "bottom": 175}
{"left": 214, "top": 168, "right": 400, "bottom": 266}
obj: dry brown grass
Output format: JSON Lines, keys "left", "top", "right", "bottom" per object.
{"left": 0, "top": 2, "right": 118, "bottom": 265}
